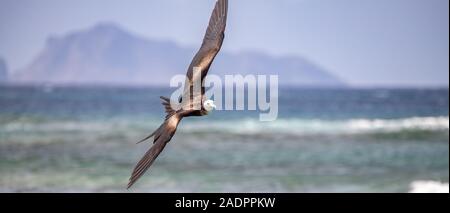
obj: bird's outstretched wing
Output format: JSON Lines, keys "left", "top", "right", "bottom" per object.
{"left": 128, "top": 97, "right": 182, "bottom": 189}
{"left": 128, "top": 0, "right": 228, "bottom": 189}
{"left": 182, "top": 0, "right": 228, "bottom": 110}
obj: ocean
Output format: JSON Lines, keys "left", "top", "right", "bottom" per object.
{"left": 0, "top": 86, "right": 448, "bottom": 192}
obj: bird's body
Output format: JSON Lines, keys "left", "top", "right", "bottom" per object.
{"left": 128, "top": 0, "right": 228, "bottom": 189}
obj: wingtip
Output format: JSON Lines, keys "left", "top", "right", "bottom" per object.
{"left": 127, "top": 178, "right": 136, "bottom": 190}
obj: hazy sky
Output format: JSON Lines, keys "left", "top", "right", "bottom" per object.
{"left": 0, "top": 0, "right": 448, "bottom": 87}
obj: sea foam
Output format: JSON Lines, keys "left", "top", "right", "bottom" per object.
{"left": 1, "top": 116, "right": 448, "bottom": 136}
{"left": 409, "top": 181, "right": 449, "bottom": 193}
{"left": 182, "top": 116, "right": 449, "bottom": 135}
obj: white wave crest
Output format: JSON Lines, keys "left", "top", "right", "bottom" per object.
{"left": 347, "top": 117, "right": 449, "bottom": 132}
{"left": 182, "top": 116, "right": 449, "bottom": 135}
{"left": 409, "top": 181, "right": 449, "bottom": 193}
{"left": 1, "top": 116, "right": 448, "bottom": 135}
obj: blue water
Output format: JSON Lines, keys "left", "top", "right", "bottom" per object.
{"left": 0, "top": 85, "right": 448, "bottom": 192}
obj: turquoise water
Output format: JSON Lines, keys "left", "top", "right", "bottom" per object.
{"left": 0, "top": 86, "right": 448, "bottom": 192}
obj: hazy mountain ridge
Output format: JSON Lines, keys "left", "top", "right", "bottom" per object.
{"left": 13, "top": 23, "right": 344, "bottom": 87}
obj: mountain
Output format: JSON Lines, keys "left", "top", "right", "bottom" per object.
{"left": 13, "top": 23, "right": 344, "bottom": 87}
{"left": 0, "top": 58, "right": 8, "bottom": 82}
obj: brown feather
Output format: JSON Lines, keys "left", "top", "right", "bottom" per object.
{"left": 128, "top": 0, "right": 228, "bottom": 189}
{"left": 181, "top": 0, "right": 228, "bottom": 111}
{"left": 128, "top": 115, "right": 181, "bottom": 189}
{"left": 136, "top": 97, "right": 177, "bottom": 144}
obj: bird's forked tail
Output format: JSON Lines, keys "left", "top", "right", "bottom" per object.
{"left": 136, "top": 97, "right": 177, "bottom": 144}
{"left": 128, "top": 97, "right": 181, "bottom": 188}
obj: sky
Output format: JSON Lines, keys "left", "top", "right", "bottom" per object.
{"left": 0, "top": 0, "right": 448, "bottom": 87}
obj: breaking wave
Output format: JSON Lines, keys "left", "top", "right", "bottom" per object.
{"left": 182, "top": 116, "right": 449, "bottom": 135}
{"left": 2, "top": 116, "right": 448, "bottom": 137}
{"left": 409, "top": 181, "right": 449, "bottom": 193}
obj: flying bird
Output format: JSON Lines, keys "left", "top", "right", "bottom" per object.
{"left": 128, "top": 0, "right": 228, "bottom": 189}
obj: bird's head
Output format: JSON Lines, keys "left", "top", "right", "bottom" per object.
{"left": 203, "top": 100, "right": 217, "bottom": 112}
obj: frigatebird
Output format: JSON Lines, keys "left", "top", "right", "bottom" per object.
{"left": 128, "top": 0, "right": 228, "bottom": 189}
